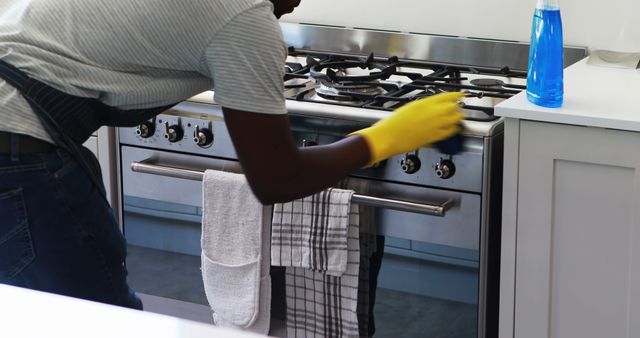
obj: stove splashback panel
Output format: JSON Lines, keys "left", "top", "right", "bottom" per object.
{"left": 281, "top": 22, "right": 588, "bottom": 72}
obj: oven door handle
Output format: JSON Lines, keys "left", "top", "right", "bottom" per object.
{"left": 130, "top": 160, "right": 455, "bottom": 217}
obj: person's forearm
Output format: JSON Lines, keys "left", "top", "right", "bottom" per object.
{"left": 272, "top": 136, "right": 369, "bottom": 203}
{"left": 239, "top": 135, "right": 369, "bottom": 205}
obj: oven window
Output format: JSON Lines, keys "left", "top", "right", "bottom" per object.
{"left": 374, "top": 236, "right": 478, "bottom": 337}
{"left": 123, "top": 195, "right": 480, "bottom": 337}
{"left": 123, "top": 196, "right": 208, "bottom": 305}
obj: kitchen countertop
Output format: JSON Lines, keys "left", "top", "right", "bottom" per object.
{"left": 0, "top": 284, "right": 264, "bottom": 338}
{"left": 496, "top": 58, "right": 640, "bottom": 131}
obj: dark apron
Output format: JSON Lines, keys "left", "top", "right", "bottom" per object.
{"left": 0, "top": 60, "right": 175, "bottom": 199}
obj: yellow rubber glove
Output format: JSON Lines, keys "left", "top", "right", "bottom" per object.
{"left": 350, "top": 92, "right": 465, "bottom": 166}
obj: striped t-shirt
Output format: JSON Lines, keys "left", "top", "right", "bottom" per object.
{"left": 0, "top": 0, "right": 287, "bottom": 143}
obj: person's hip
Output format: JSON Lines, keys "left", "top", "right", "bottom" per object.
{"left": 0, "top": 147, "right": 140, "bottom": 309}
{"left": 0, "top": 148, "right": 119, "bottom": 279}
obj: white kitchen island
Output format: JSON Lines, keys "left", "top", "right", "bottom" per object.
{"left": 496, "top": 58, "right": 640, "bottom": 338}
{"left": 0, "top": 284, "right": 264, "bottom": 338}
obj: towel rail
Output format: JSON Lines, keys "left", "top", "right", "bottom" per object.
{"left": 131, "top": 160, "right": 455, "bottom": 217}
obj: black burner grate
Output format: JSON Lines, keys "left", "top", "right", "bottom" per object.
{"left": 284, "top": 49, "right": 528, "bottom": 121}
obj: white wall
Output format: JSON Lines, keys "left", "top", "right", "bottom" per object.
{"left": 282, "top": 0, "right": 640, "bottom": 53}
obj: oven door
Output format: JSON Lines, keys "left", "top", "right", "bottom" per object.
{"left": 121, "top": 145, "right": 481, "bottom": 338}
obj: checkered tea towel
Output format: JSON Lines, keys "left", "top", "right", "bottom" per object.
{"left": 277, "top": 189, "right": 361, "bottom": 338}
{"left": 285, "top": 204, "right": 360, "bottom": 338}
{"left": 336, "top": 179, "right": 378, "bottom": 337}
{"left": 271, "top": 188, "right": 353, "bottom": 276}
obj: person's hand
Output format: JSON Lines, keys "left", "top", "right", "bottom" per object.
{"left": 349, "top": 92, "right": 465, "bottom": 166}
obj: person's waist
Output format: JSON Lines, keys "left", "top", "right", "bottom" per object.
{"left": 0, "top": 131, "right": 58, "bottom": 154}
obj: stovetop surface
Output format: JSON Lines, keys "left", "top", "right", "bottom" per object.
{"left": 282, "top": 49, "right": 528, "bottom": 122}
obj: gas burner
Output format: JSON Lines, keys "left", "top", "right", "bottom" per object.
{"left": 470, "top": 78, "right": 506, "bottom": 87}
{"left": 315, "top": 80, "right": 386, "bottom": 102}
{"left": 316, "top": 91, "right": 364, "bottom": 102}
{"left": 309, "top": 53, "right": 398, "bottom": 83}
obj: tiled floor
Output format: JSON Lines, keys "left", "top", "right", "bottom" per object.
{"left": 127, "top": 245, "right": 477, "bottom": 337}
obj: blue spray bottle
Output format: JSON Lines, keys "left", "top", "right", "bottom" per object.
{"left": 527, "top": 0, "right": 564, "bottom": 108}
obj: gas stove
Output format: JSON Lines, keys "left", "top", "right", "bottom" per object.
{"left": 117, "top": 23, "right": 587, "bottom": 338}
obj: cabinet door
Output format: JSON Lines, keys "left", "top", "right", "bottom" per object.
{"left": 515, "top": 121, "right": 640, "bottom": 338}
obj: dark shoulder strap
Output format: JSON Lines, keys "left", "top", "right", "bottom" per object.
{"left": 0, "top": 59, "right": 174, "bottom": 143}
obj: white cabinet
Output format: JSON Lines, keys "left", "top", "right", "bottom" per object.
{"left": 500, "top": 119, "right": 640, "bottom": 338}
{"left": 83, "top": 135, "right": 98, "bottom": 154}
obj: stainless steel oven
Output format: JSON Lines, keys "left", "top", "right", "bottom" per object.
{"left": 119, "top": 101, "right": 493, "bottom": 338}
{"left": 117, "top": 23, "right": 587, "bottom": 338}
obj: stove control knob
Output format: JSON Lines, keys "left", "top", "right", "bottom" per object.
{"left": 165, "top": 122, "right": 184, "bottom": 143}
{"left": 193, "top": 125, "right": 214, "bottom": 148}
{"left": 435, "top": 159, "right": 456, "bottom": 179}
{"left": 136, "top": 120, "right": 155, "bottom": 138}
{"left": 401, "top": 154, "right": 421, "bottom": 174}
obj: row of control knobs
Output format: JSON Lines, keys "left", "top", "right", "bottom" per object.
{"left": 400, "top": 155, "right": 455, "bottom": 179}
{"left": 302, "top": 139, "right": 455, "bottom": 179}
{"left": 136, "top": 120, "right": 214, "bottom": 148}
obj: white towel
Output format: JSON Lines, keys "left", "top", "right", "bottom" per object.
{"left": 201, "top": 170, "right": 271, "bottom": 334}
{"left": 271, "top": 188, "right": 352, "bottom": 276}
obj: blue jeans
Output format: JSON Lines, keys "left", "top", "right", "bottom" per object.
{"left": 0, "top": 149, "right": 142, "bottom": 309}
